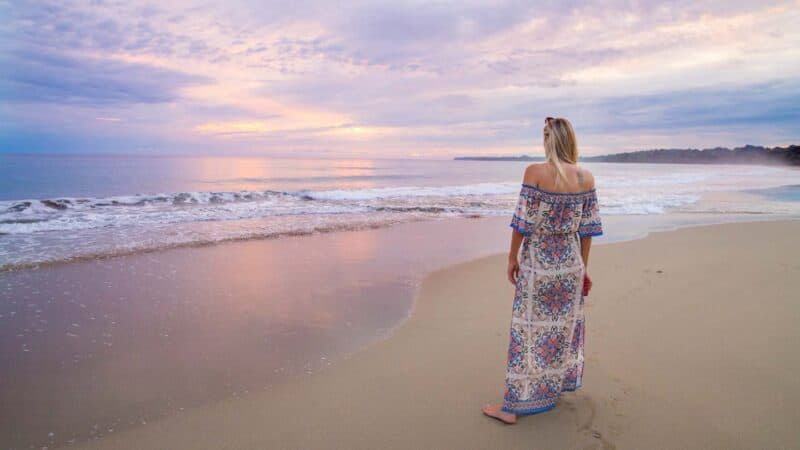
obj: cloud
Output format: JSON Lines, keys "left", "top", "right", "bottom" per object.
{"left": 1, "top": 0, "right": 798, "bottom": 156}
{"left": 0, "top": 49, "right": 210, "bottom": 105}
{"left": 590, "top": 80, "right": 800, "bottom": 131}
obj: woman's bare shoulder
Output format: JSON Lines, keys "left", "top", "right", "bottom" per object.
{"left": 522, "top": 163, "right": 547, "bottom": 185}
{"left": 577, "top": 166, "right": 596, "bottom": 189}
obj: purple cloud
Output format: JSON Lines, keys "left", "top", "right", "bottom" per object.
{"left": 1, "top": 49, "right": 208, "bottom": 105}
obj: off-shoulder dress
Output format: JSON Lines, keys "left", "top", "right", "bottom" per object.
{"left": 503, "top": 183, "right": 603, "bottom": 414}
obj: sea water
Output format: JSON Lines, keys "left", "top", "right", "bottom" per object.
{"left": 2, "top": 154, "right": 799, "bottom": 271}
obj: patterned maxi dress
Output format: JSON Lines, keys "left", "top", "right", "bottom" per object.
{"left": 503, "top": 183, "right": 603, "bottom": 415}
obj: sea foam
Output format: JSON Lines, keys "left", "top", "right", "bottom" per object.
{"left": 1, "top": 163, "right": 799, "bottom": 271}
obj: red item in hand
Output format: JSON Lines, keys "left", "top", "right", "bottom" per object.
{"left": 582, "top": 273, "right": 592, "bottom": 296}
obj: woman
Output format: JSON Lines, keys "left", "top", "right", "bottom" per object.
{"left": 482, "top": 117, "right": 603, "bottom": 424}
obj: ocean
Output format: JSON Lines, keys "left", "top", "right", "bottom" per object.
{"left": 1, "top": 153, "right": 799, "bottom": 272}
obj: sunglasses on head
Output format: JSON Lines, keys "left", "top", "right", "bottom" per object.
{"left": 545, "top": 117, "right": 556, "bottom": 125}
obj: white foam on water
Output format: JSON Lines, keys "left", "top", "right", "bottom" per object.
{"left": 1, "top": 163, "right": 798, "bottom": 270}
{"left": 300, "top": 182, "right": 520, "bottom": 200}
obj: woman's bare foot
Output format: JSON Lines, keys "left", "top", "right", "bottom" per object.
{"left": 482, "top": 403, "right": 517, "bottom": 424}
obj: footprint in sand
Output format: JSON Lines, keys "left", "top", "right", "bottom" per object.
{"left": 574, "top": 393, "right": 617, "bottom": 450}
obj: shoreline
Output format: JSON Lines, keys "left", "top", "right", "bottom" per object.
{"left": 70, "top": 219, "right": 800, "bottom": 449}
{"left": 2, "top": 207, "right": 797, "bottom": 275}
{"left": 0, "top": 216, "right": 436, "bottom": 274}
{"left": 3, "top": 176, "right": 800, "bottom": 274}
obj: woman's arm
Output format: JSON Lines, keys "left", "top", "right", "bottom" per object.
{"left": 578, "top": 168, "right": 596, "bottom": 269}
{"left": 579, "top": 236, "right": 592, "bottom": 268}
{"left": 508, "top": 164, "right": 538, "bottom": 284}
{"left": 507, "top": 229, "right": 523, "bottom": 284}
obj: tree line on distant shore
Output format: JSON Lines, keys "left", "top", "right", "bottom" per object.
{"left": 454, "top": 145, "right": 799, "bottom": 166}
{"left": 581, "top": 145, "right": 799, "bottom": 165}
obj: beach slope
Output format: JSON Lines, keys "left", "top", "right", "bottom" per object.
{"left": 79, "top": 220, "right": 800, "bottom": 449}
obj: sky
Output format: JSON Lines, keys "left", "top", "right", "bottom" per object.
{"left": 1, "top": 0, "right": 799, "bottom": 158}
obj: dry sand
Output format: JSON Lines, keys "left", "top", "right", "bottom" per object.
{"left": 78, "top": 220, "right": 800, "bottom": 450}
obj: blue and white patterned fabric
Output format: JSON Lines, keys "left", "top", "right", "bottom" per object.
{"left": 504, "top": 184, "right": 603, "bottom": 415}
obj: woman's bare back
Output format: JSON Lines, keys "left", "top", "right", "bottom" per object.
{"left": 522, "top": 162, "right": 595, "bottom": 194}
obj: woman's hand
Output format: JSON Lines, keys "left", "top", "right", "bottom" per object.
{"left": 582, "top": 273, "right": 593, "bottom": 296}
{"left": 507, "top": 258, "right": 520, "bottom": 285}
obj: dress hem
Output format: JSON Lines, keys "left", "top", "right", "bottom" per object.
{"left": 501, "top": 383, "right": 582, "bottom": 415}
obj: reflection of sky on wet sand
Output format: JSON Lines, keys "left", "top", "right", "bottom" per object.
{"left": 0, "top": 216, "right": 509, "bottom": 449}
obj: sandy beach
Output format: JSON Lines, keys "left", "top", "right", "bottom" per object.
{"left": 66, "top": 219, "right": 799, "bottom": 450}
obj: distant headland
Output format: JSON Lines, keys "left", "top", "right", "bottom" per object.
{"left": 454, "top": 144, "right": 800, "bottom": 166}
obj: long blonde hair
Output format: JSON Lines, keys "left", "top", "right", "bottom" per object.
{"left": 543, "top": 117, "right": 579, "bottom": 188}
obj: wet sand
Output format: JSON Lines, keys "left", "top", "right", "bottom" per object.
{"left": 70, "top": 220, "right": 800, "bottom": 449}
{"left": 0, "top": 217, "right": 511, "bottom": 449}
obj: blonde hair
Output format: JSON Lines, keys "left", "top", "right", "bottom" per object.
{"left": 543, "top": 117, "right": 579, "bottom": 188}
